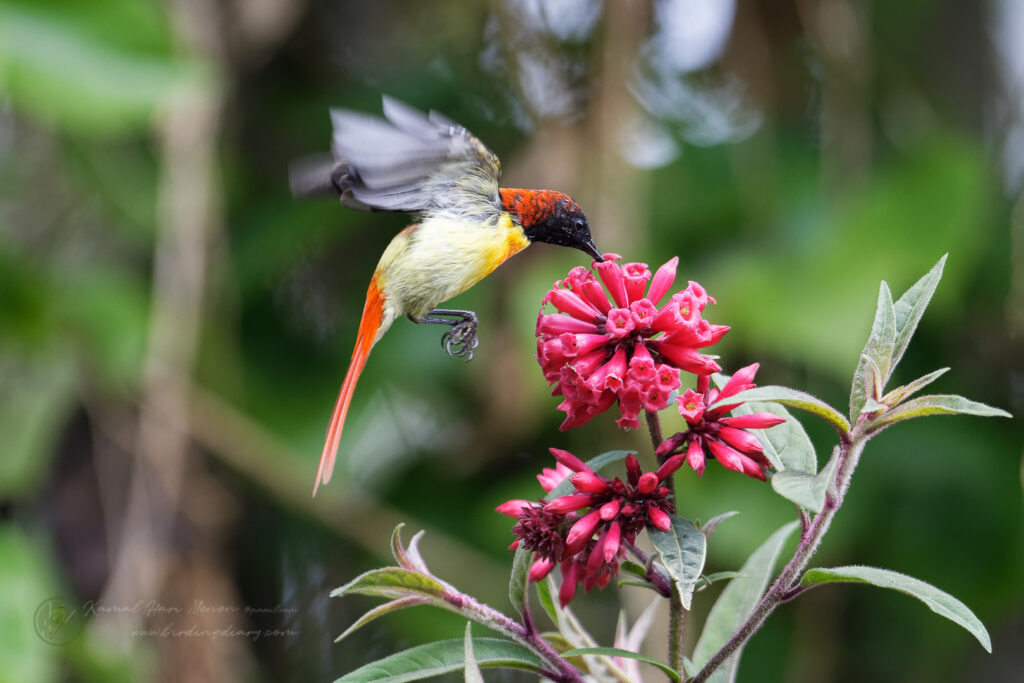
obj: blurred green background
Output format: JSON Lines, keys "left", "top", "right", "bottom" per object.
{"left": 0, "top": 0, "right": 1021, "bottom": 681}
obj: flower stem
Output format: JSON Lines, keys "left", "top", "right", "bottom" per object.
{"left": 668, "top": 584, "right": 686, "bottom": 681}
{"left": 646, "top": 409, "right": 665, "bottom": 460}
{"left": 690, "top": 433, "right": 867, "bottom": 683}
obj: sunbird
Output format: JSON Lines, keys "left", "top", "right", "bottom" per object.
{"left": 291, "top": 96, "right": 603, "bottom": 495}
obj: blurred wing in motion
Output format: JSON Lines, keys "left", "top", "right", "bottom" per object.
{"left": 292, "top": 96, "right": 503, "bottom": 218}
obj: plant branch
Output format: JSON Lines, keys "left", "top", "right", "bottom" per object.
{"left": 691, "top": 432, "right": 866, "bottom": 682}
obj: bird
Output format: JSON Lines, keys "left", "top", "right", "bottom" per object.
{"left": 290, "top": 96, "right": 604, "bottom": 495}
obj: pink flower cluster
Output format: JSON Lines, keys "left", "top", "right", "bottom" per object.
{"left": 536, "top": 254, "right": 727, "bottom": 431}
{"left": 498, "top": 448, "right": 685, "bottom": 607}
{"left": 657, "top": 363, "right": 785, "bottom": 480}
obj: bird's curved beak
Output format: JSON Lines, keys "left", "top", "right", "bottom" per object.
{"left": 581, "top": 238, "right": 604, "bottom": 263}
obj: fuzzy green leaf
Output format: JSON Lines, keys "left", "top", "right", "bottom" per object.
{"left": 695, "top": 572, "right": 746, "bottom": 592}
{"left": 335, "top": 597, "right": 429, "bottom": 643}
{"left": 800, "top": 565, "right": 990, "bottom": 652}
{"left": 692, "top": 521, "right": 800, "bottom": 679}
{"left": 334, "top": 638, "right": 544, "bottom": 683}
{"left": 850, "top": 282, "right": 896, "bottom": 420}
{"left": 718, "top": 386, "right": 850, "bottom": 437}
{"left": 873, "top": 394, "right": 1011, "bottom": 428}
{"left": 561, "top": 648, "right": 680, "bottom": 683}
{"left": 534, "top": 577, "right": 559, "bottom": 627}
{"left": 648, "top": 514, "right": 707, "bottom": 610}
{"left": 890, "top": 255, "right": 946, "bottom": 378}
{"left": 331, "top": 568, "right": 448, "bottom": 602}
{"left": 508, "top": 545, "right": 530, "bottom": 619}
{"left": 881, "top": 367, "right": 950, "bottom": 406}
{"left": 770, "top": 446, "right": 840, "bottom": 513}
{"left": 463, "top": 624, "right": 484, "bottom": 683}
{"left": 699, "top": 511, "right": 739, "bottom": 539}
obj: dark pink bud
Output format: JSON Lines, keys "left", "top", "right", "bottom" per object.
{"left": 547, "top": 288, "right": 600, "bottom": 322}
{"left": 685, "top": 440, "right": 706, "bottom": 476}
{"left": 587, "top": 532, "right": 607, "bottom": 572}
{"left": 706, "top": 438, "right": 747, "bottom": 474}
{"left": 656, "top": 452, "right": 687, "bottom": 480}
{"left": 599, "top": 499, "right": 620, "bottom": 520}
{"left": 637, "top": 471, "right": 658, "bottom": 494}
{"left": 529, "top": 557, "right": 556, "bottom": 582}
{"left": 545, "top": 494, "right": 594, "bottom": 514}
{"left": 656, "top": 432, "right": 687, "bottom": 457}
{"left": 741, "top": 455, "right": 767, "bottom": 481}
{"left": 625, "top": 453, "right": 642, "bottom": 484}
{"left": 603, "top": 521, "right": 622, "bottom": 562}
{"left": 721, "top": 413, "right": 785, "bottom": 429}
{"left": 549, "top": 447, "right": 589, "bottom": 472}
{"left": 559, "top": 559, "right": 580, "bottom": 607}
{"left": 647, "top": 504, "right": 671, "bottom": 531}
{"left": 566, "top": 509, "right": 602, "bottom": 553}
{"left": 718, "top": 426, "right": 765, "bottom": 455}
{"left": 647, "top": 257, "right": 678, "bottom": 305}
{"left": 496, "top": 499, "right": 532, "bottom": 517}
{"left": 596, "top": 260, "right": 629, "bottom": 307}
{"left": 605, "top": 308, "right": 635, "bottom": 338}
{"left": 571, "top": 470, "right": 610, "bottom": 494}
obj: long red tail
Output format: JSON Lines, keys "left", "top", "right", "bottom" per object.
{"left": 313, "top": 275, "right": 385, "bottom": 496}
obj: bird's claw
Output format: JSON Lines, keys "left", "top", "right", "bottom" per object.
{"left": 442, "top": 319, "right": 479, "bottom": 361}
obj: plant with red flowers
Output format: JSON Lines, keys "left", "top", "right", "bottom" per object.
{"left": 329, "top": 255, "right": 1008, "bottom": 683}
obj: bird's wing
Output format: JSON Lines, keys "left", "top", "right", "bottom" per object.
{"left": 328, "top": 96, "right": 502, "bottom": 216}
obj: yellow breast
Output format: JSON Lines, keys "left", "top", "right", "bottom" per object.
{"left": 375, "top": 212, "right": 530, "bottom": 319}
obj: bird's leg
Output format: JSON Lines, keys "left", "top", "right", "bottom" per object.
{"left": 411, "top": 309, "right": 479, "bottom": 361}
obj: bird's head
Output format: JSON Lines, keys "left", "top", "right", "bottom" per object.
{"left": 500, "top": 189, "right": 603, "bottom": 262}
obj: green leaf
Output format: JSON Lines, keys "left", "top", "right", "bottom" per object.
{"left": 692, "top": 521, "right": 800, "bottom": 679}
{"left": 463, "top": 623, "right": 484, "bottom": 683}
{"left": 391, "top": 525, "right": 415, "bottom": 570}
{"left": 770, "top": 446, "right": 840, "bottom": 513}
{"left": 545, "top": 450, "right": 632, "bottom": 501}
{"left": 534, "top": 575, "right": 559, "bottom": 627}
{"left": 695, "top": 572, "right": 746, "bottom": 592}
{"left": 508, "top": 545, "right": 530, "bottom": 618}
{"left": 699, "top": 511, "right": 739, "bottom": 539}
{"left": 620, "top": 560, "right": 648, "bottom": 580}
{"left": 331, "top": 568, "right": 448, "bottom": 602}
{"left": 850, "top": 282, "right": 896, "bottom": 420}
{"left": 890, "top": 255, "right": 946, "bottom": 379}
{"left": 800, "top": 565, "right": 990, "bottom": 652}
{"left": 561, "top": 648, "right": 680, "bottom": 683}
{"left": 717, "top": 385, "right": 850, "bottom": 437}
{"left": 336, "top": 597, "right": 429, "bottom": 643}
{"left": 881, "top": 367, "right": 950, "bottom": 406}
{"left": 335, "top": 638, "right": 544, "bottom": 683}
{"left": 731, "top": 399, "right": 816, "bottom": 473}
{"left": 872, "top": 394, "right": 1011, "bottom": 429}
{"left": 648, "top": 514, "right": 707, "bottom": 610}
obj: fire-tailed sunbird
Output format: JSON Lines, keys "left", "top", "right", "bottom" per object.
{"left": 291, "top": 96, "right": 603, "bottom": 495}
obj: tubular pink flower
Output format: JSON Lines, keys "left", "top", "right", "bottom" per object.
{"left": 603, "top": 521, "right": 622, "bottom": 562}
{"left": 559, "top": 559, "right": 580, "bottom": 607}
{"left": 537, "top": 255, "right": 725, "bottom": 430}
{"left": 537, "top": 462, "right": 574, "bottom": 492}
{"left": 685, "top": 440, "right": 706, "bottom": 476}
{"left": 647, "top": 257, "right": 678, "bottom": 305}
{"left": 718, "top": 426, "right": 767, "bottom": 455}
{"left": 549, "top": 447, "right": 590, "bottom": 472}
{"left": 622, "top": 263, "right": 652, "bottom": 302}
{"left": 721, "top": 413, "right": 786, "bottom": 429}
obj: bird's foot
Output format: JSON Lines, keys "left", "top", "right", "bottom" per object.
{"left": 414, "top": 309, "right": 480, "bottom": 362}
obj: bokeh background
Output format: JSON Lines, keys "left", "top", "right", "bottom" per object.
{"left": 1, "top": 0, "right": 1021, "bottom": 681}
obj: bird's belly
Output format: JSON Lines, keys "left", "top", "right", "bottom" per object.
{"left": 378, "top": 215, "right": 529, "bottom": 319}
